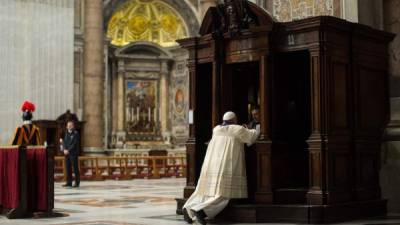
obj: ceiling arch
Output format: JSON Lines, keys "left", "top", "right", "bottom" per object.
{"left": 104, "top": 0, "right": 200, "bottom": 47}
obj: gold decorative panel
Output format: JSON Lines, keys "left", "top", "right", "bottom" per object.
{"left": 107, "top": 0, "right": 188, "bottom": 47}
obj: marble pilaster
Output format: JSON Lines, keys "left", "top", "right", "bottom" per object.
{"left": 160, "top": 61, "right": 170, "bottom": 141}
{"left": 116, "top": 60, "right": 126, "bottom": 148}
{"left": 111, "top": 61, "right": 118, "bottom": 144}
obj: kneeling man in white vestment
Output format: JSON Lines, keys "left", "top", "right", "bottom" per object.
{"left": 183, "top": 111, "right": 260, "bottom": 224}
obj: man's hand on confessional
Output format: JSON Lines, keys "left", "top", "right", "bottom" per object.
{"left": 63, "top": 150, "right": 69, "bottom": 155}
{"left": 242, "top": 124, "right": 248, "bottom": 128}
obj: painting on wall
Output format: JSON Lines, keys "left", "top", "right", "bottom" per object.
{"left": 125, "top": 80, "right": 159, "bottom": 140}
{"left": 170, "top": 61, "right": 189, "bottom": 143}
{"left": 174, "top": 88, "right": 185, "bottom": 115}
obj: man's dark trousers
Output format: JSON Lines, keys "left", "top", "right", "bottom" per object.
{"left": 63, "top": 130, "right": 80, "bottom": 186}
{"left": 65, "top": 153, "right": 80, "bottom": 186}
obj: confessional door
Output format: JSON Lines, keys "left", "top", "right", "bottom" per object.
{"left": 272, "top": 50, "right": 311, "bottom": 204}
{"left": 195, "top": 63, "right": 213, "bottom": 181}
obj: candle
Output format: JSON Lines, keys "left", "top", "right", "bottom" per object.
{"left": 131, "top": 107, "right": 134, "bottom": 122}
{"left": 126, "top": 108, "right": 130, "bottom": 122}
{"left": 148, "top": 107, "right": 151, "bottom": 122}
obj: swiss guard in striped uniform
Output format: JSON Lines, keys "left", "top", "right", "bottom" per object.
{"left": 9, "top": 101, "right": 41, "bottom": 146}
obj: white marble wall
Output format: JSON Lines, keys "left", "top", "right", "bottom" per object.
{"left": 0, "top": 0, "right": 74, "bottom": 144}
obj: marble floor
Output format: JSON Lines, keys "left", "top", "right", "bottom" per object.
{"left": 0, "top": 178, "right": 400, "bottom": 225}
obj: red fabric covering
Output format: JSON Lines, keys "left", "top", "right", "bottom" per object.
{"left": 0, "top": 147, "right": 20, "bottom": 209}
{"left": 0, "top": 147, "right": 48, "bottom": 212}
{"left": 27, "top": 147, "right": 47, "bottom": 211}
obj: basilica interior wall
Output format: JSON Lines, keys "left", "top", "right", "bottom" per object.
{"left": 0, "top": 0, "right": 74, "bottom": 144}
{"left": 358, "top": 0, "right": 383, "bottom": 29}
{"left": 381, "top": 0, "right": 400, "bottom": 214}
{"left": 99, "top": 0, "right": 198, "bottom": 156}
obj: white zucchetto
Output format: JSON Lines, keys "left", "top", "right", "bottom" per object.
{"left": 223, "top": 111, "right": 236, "bottom": 121}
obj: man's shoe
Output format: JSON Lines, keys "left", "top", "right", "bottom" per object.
{"left": 183, "top": 208, "right": 193, "bottom": 224}
{"left": 191, "top": 210, "right": 207, "bottom": 225}
{"left": 62, "top": 184, "right": 72, "bottom": 188}
{"left": 73, "top": 183, "right": 80, "bottom": 188}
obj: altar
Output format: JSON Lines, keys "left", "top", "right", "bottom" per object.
{"left": 176, "top": 0, "right": 395, "bottom": 223}
{"left": 0, "top": 146, "right": 55, "bottom": 219}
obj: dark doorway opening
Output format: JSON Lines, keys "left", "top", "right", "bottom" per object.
{"left": 272, "top": 50, "right": 311, "bottom": 204}
{"left": 195, "top": 63, "right": 213, "bottom": 182}
{"left": 224, "top": 62, "right": 260, "bottom": 123}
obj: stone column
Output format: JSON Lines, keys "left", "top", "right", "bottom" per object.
{"left": 200, "top": 0, "right": 218, "bottom": 19}
{"left": 83, "top": 0, "right": 105, "bottom": 154}
{"left": 111, "top": 61, "right": 118, "bottom": 146}
{"left": 116, "top": 60, "right": 126, "bottom": 148}
{"left": 160, "top": 60, "right": 170, "bottom": 142}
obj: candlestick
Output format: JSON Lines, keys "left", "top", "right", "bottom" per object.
{"left": 126, "top": 108, "right": 130, "bottom": 122}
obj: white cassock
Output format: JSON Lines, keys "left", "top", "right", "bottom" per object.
{"left": 183, "top": 124, "right": 259, "bottom": 220}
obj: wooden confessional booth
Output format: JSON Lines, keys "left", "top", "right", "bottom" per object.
{"left": 34, "top": 110, "right": 84, "bottom": 155}
{"left": 176, "top": 0, "right": 395, "bottom": 223}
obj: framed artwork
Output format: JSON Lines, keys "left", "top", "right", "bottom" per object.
{"left": 125, "top": 80, "right": 159, "bottom": 139}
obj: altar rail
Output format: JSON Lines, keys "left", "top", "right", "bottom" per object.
{"left": 54, "top": 156, "right": 186, "bottom": 181}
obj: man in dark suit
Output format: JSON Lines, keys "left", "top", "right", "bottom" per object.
{"left": 62, "top": 120, "right": 80, "bottom": 188}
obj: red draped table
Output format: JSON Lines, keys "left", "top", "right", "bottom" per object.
{"left": 0, "top": 146, "right": 54, "bottom": 219}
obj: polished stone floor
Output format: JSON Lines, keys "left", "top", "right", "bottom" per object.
{"left": 0, "top": 178, "right": 400, "bottom": 225}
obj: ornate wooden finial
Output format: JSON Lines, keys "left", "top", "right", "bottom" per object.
{"left": 212, "top": 0, "right": 257, "bottom": 37}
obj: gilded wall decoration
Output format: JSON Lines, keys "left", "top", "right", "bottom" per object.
{"left": 273, "top": 0, "right": 333, "bottom": 22}
{"left": 107, "top": 0, "right": 189, "bottom": 47}
{"left": 125, "top": 80, "right": 159, "bottom": 139}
